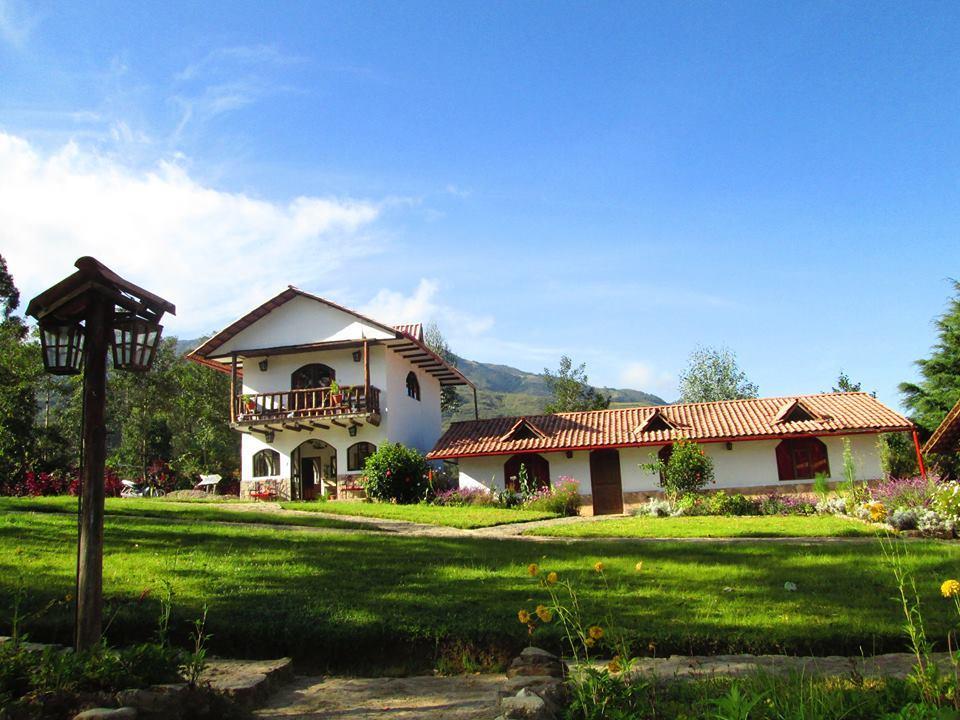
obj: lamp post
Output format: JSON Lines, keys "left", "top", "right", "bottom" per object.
{"left": 27, "top": 257, "right": 174, "bottom": 651}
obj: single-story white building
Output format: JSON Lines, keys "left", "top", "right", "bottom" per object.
{"left": 427, "top": 393, "right": 915, "bottom": 515}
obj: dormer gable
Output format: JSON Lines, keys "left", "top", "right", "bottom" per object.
{"left": 772, "top": 398, "right": 820, "bottom": 424}
{"left": 636, "top": 409, "right": 675, "bottom": 434}
{"left": 500, "top": 417, "right": 547, "bottom": 442}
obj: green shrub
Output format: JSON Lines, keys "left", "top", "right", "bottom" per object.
{"left": 361, "top": 443, "right": 430, "bottom": 504}
{"left": 661, "top": 439, "right": 714, "bottom": 498}
{"left": 932, "top": 481, "right": 960, "bottom": 519}
{"left": 523, "top": 478, "right": 582, "bottom": 516}
{"left": 880, "top": 432, "right": 919, "bottom": 479}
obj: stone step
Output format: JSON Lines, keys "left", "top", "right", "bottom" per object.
{"left": 200, "top": 656, "right": 295, "bottom": 706}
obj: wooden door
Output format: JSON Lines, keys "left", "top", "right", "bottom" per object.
{"left": 301, "top": 457, "right": 316, "bottom": 500}
{"left": 589, "top": 449, "right": 623, "bottom": 515}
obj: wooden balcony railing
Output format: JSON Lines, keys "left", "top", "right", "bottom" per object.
{"left": 234, "top": 385, "right": 381, "bottom": 423}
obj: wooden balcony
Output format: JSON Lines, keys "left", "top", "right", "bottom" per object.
{"left": 233, "top": 385, "right": 381, "bottom": 431}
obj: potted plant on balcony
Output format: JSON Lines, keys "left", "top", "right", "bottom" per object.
{"left": 328, "top": 380, "right": 344, "bottom": 406}
{"left": 240, "top": 393, "right": 256, "bottom": 414}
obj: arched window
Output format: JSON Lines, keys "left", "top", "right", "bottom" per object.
{"left": 406, "top": 371, "right": 420, "bottom": 401}
{"left": 291, "top": 363, "right": 336, "bottom": 389}
{"left": 504, "top": 453, "right": 550, "bottom": 491}
{"left": 347, "top": 441, "right": 376, "bottom": 472}
{"left": 775, "top": 438, "right": 830, "bottom": 481}
{"left": 252, "top": 449, "right": 280, "bottom": 477}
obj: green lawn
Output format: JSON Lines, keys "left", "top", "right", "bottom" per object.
{"left": 2, "top": 501, "right": 958, "bottom": 673}
{"left": 524, "top": 514, "right": 877, "bottom": 538}
{"left": 281, "top": 500, "right": 559, "bottom": 528}
{"left": 0, "top": 496, "right": 368, "bottom": 531}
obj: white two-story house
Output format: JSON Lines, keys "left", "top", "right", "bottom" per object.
{"left": 187, "top": 287, "right": 473, "bottom": 499}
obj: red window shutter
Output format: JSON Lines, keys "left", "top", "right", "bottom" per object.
{"left": 776, "top": 441, "right": 795, "bottom": 481}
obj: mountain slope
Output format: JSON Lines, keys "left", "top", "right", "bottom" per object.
{"left": 445, "top": 353, "right": 665, "bottom": 424}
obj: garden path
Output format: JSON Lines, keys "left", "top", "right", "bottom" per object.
{"left": 253, "top": 673, "right": 506, "bottom": 719}
{"left": 199, "top": 502, "right": 896, "bottom": 543}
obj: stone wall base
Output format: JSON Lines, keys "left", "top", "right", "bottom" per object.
{"left": 240, "top": 478, "right": 291, "bottom": 501}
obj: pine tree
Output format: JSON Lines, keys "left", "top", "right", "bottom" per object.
{"left": 899, "top": 280, "right": 960, "bottom": 434}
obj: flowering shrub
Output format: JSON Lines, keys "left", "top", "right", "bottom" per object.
{"left": 871, "top": 476, "right": 937, "bottom": 511}
{"left": 758, "top": 492, "right": 817, "bottom": 516}
{"left": 916, "top": 509, "right": 956, "bottom": 538}
{"left": 644, "top": 439, "right": 714, "bottom": 498}
{"left": 933, "top": 481, "right": 960, "bottom": 519}
{"left": 2, "top": 468, "right": 124, "bottom": 497}
{"left": 360, "top": 443, "right": 430, "bottom": 504}
{"left": 431, "top": 487, "right": 493, "bottom": 507}
{"left": 816, "top": 496, "right": 847, "bottom": 515}
{"left": 854, "top": 501, "right": 888, "bottom": 523}
{"left": 637, "top": 498, "right": 676, "bottom": 517}
{"left": 890, "top": 507, "right": 919, "bottom": 531}
{"left": 522, "top": 477, "right": 581, "bottom": 516}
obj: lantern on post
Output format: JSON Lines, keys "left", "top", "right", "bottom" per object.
{"left": 111, "top": 316, "right": 163, "bottom": 371}
{"left": 39, "top": 321, "right": 86, "bottom": 375}
{"left": 27, "top": 257, "right": 175, "bottom": 652}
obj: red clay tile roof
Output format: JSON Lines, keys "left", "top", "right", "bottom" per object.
{"left": 393, "top": 323, "right": 423, "bottom": 342}
{"left": 427, "top": 392, "right": 912, "bottom": 459}
{"left": 923, "top": 397, "right": 960, "bottom": 455}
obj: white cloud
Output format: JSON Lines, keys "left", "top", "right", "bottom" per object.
{"left": 360, "top": 278, "right": 494, "bottom": 339}
{"left": 619, "top": 361, "right": 675, "bottom": 395}
{"left": 0, "top": 132, "right": 384, "bottom": 336}
{"left": 0, "top": 0, "right": 41, "bottom": 47}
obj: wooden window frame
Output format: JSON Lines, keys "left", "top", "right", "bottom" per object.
{"left": 252, "top": 449, "right": 280, "bottom": 478}
{"left": 347, "top": 441, "right": 377, "bottom": 472}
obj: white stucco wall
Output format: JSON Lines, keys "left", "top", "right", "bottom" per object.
{"left": 457, "top": 433, "right": 885, "bottom": 498}
{"left": 238, "top": 343, "right": 446, "bottom": 489}
{"left": 381, "top": 347, "right": 443, "bottom": 456}
{"left": 213, "top": 294, "right": 394, "bottom": 356}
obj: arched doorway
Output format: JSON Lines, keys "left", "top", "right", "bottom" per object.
{"left": 504, "top": 453, "right": 550, "bottom": 492}
{"left": 291, "top": 438, "right": 337, "bottom": 500}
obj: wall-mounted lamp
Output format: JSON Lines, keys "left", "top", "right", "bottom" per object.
{"left": 725, "top": 442, "right": 733, "bottom": 451}
{"left": 348, "top": 425, "right": 358, "bottom": 437}
{"left": 258, "top": 359, "right": 268, "bottom": 372}
{"left": 265, "top": 431, "right": 275, "bottom": 443}
{"left": 565, "top": 451, "right": 573, "bottom": 459}
{"left": 352, "top": 350, "right": 362, "bottom": 362}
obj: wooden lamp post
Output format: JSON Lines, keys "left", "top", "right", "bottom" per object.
{"left": 26, "top": 257, "right": 175, "bottom": 651}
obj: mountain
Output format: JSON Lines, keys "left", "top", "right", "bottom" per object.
{"left": 172, "top": 338, "right": 666, "bottom": 423}
{"left": 444, "top": 353, "right": 666, "bottom": 424}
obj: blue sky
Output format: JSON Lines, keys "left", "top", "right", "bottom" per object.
{"left": 1, "top": 1, "right": 958, "bottom": 408}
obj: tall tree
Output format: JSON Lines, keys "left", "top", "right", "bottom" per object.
{"left": 900, "top": 280, "right": 960, "bottom": 435}
{"left": 0, "top": 257, "right": 40, "bottom": 488}
{"left": 543, "top": 356, "right": 610, "bottom": 413}
{"left": 677, "top": 345, "right": 758, "bottom": 403}
{"left": 169, "top": 348, "right": 240, "bottom": 479}
{"left": 832, "top": 371, "right": 862, "bottom": 393}
{"left": 108, "top": 337, "right": 179, "bottom": 480}
{"left": 424, "top": 322, "right": 465, "bottom": 415}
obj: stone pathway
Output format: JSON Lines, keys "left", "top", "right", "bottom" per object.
{"left": 254, "top": 674, "right": 506, "bottom": 720}
{"left": 614, "top": 652, "right": 953, "bottom": 681}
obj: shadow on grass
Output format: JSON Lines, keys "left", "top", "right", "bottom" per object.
{"left": 2, "top": 510, "right": 958, "bottom": 672}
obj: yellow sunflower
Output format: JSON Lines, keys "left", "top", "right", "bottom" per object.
{"left": 546, "top": 571, "right": 559, "bottom": 585}
{"left": 518, "top": 609, "right": 531, "bottom": 624}
{"left": 535, "top": 605, "right": 553, "bottom": 623}
{"left": 528, "top": 563, "right": 539, "bottom": 577}
{"left": 588, "top": 625, "right": 604, "bottom": 640}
